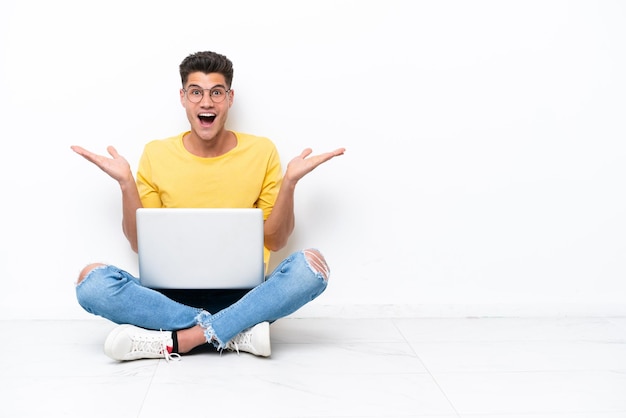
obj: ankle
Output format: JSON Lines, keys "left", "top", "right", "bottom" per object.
{"left": 176, "top": 325, "right": 208, "bottom": 353}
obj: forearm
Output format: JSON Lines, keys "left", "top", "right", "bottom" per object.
{"left": 119, "top": 177, "right": 143, "bottom": 253}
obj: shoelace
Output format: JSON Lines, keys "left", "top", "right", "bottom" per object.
{"left": 129, "top": 330, "right": 181, "bottom": 362}
{"left": 226, "top": 330, "right": 253, "bottom": 355}
{"left": 163, "top": 348, "right": 181, "bottom": 363}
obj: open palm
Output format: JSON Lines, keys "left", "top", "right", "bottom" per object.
{"left": 71, "top": 145, "right": 133, "bottom": 183}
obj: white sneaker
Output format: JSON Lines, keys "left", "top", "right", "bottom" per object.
{"left": 104, "top": 324, "right": 181, "bottom": 362}
{"left": 225, "top": 322, "right": 271, "bottom": 357}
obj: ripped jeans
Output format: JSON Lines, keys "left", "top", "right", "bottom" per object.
{"left": 75, "top": 250, "right": 329, "bottom": 349}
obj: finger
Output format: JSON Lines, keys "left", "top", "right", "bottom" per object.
{"left": 71, "top": 145, "right": 98, "bottom": 160}
{"left": 309, "top": 149, "right": 345, "bottom": 167}
{"left": 318, "top": 148, "right": 345, "bottom": 160}
{"left": 299, "top": 148, "right": 313, "bottom": 159}
{"left": 70, "top": 145, "right": 89, "bottom": 156}
{"left": 107, "top": 146, "right": 120, "bottom": 159}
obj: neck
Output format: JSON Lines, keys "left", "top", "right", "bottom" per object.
{"left": 183, "top": 130, "right": 236, "bottom": 158}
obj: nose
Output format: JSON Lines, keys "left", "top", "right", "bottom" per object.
{"left": 200, "top": 91, "right": 215, "bottom": 106}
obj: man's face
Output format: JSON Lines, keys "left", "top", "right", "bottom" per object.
{"left": 180, "top": 72, "right": 233, "bottom": 142}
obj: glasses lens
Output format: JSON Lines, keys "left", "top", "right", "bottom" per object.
{"left": 210, "top": 87, "right": 227, "bottom": 103}
{"left": 187, "top": 88, "right": 203, "bottom": 103}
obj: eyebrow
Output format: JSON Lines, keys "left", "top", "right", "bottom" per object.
{"left": 187, "top": 83, "right": 227, "bottom": 90}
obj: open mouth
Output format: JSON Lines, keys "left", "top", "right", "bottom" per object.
{"left": 198, "top": 113, "right": 216, "bottom": 125}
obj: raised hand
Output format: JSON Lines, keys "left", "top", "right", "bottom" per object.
{"left": 71, "top": 145, "right": 134, "bottom": 184}
{"left": 284, "top": 148, "right": 346, "bottom": 184}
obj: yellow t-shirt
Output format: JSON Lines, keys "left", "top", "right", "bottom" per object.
{"left": 136, "top": 131, "right": 283, "bottom": 266}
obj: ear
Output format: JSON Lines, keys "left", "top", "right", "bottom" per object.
{"left": 180, "top": 89, "right": 186, "bottom": 107}
{"left": 228, "top": 89, "right": 235, "bottom": 108}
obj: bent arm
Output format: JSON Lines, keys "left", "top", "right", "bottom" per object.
{"left": 71, "top": 145, "right": 143, "bottom": 252}
{"left": 263, "top": 147, "right": 345, "bottom": 252}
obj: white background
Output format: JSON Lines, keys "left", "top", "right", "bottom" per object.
{"left": 1, "top": 0, "right": 624, "bottom": 319}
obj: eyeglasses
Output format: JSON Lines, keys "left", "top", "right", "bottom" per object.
{"left": 183, "top": 86, "right": 231, "bottom": 103}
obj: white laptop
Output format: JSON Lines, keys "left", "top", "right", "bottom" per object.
{"left": 136, "top": 208, "right": 265, "bottom": 289}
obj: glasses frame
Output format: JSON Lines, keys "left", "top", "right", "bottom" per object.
{"left": 183, "top": 85, "right": 231, "bottom": 104}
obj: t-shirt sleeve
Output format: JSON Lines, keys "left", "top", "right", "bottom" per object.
{"left": 136, "top": 145, "right": 163, "bottom": 208}
{"left": 256, "top": 143, "right": 283, "bottom": 221}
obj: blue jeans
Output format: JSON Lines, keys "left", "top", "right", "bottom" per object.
{"left": 76, "top": 250, "right": 328, "bottom": 349}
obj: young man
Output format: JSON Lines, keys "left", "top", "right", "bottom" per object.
{"left": 71, "top": 51, "right": 345, "bottom": 361}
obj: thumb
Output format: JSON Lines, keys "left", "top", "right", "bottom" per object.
{"left": 107, "top": 146, "right": 120, "bottom": 159}
{"left": 299, "top": 148, "right": 313, "bottom": 159}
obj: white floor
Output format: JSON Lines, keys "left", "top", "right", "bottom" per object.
{"left": 2, "top": 317, "right": 626, "bottom": 417}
